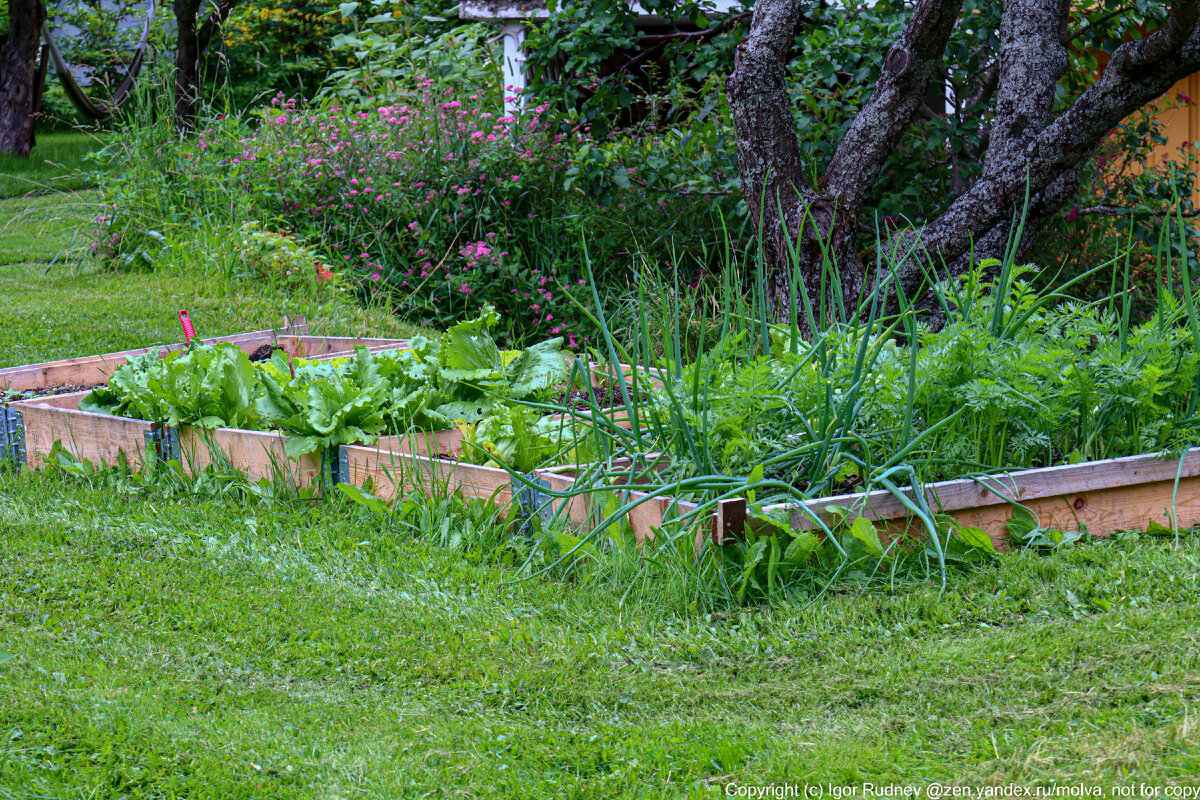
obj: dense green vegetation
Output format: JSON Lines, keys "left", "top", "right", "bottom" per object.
{"left": 5, "top": 12, "right": 1200, "bottom": 794}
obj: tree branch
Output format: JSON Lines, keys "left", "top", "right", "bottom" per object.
{"left": 965, "top": 59, "right": 999, "bottom": 110}
{"left": 1075, "top": 204, "right": 1200, "bottom": 218}
{"left": 822, "top": 0, "right": 964, "bottom": 216}
{"left": 726, "top": 0, "right": 811, "bottom": 219}
{"left": 727, "top": 0, "right": 848, "bottom": 328}
{"left": 984, "top": 0, "right": 1070, "bottom": 172}
{"left": 1109, "top": 0, "right": 1199, "bottom": 71}
{"left": 903, "top": 5, "right": 1200, "bottom": 289}
{"left": 640, "top": 10, "right": 754, "bottom": 42}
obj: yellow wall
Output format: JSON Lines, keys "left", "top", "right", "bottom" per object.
{"left": 1148, "top": 73, "right": 1200, "bottom": 181}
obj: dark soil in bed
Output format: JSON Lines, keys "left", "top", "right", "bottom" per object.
{"left": 1, "top": 383, "right": 104, "bottom": 405}
{"left": 554, "top": 383, "right": 642, "bottom": 412}
{"left": 249, "top": 344, "right": 284, "bottom": 362}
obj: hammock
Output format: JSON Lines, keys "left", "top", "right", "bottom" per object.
{"left": 40, "top": 0, "right": 155, "bottom": 121}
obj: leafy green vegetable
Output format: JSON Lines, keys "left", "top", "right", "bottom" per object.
{"left": 80, "top": 350, "right": 168, "bottom": 420}
{"left": 438, "top": 304, "right": 504, "bottom": 382}
{"left": 81, "top": 343, "right": 260, "bottom": 429}
{"left": 75, "top": 306, "right": 590, "bottom": 470}
{"left": 149, "top": 343, "right": 261, "bottom": 429}
{"left": 257, "top": 347, "right": 390, "bottom": 457}
{"left": 507, "top": 338, "right": 570, "bottom": 399}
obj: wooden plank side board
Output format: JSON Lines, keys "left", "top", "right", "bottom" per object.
{"left": 15, "top": 395, "right": 324, "bottom": 485}
{"left": 340, "top": 442, "right": 517, "bottom": 506}
{"left": 770, "top": 446, "right": 1200, "bottom": 528}
{"left": 20, "top": 390, "right": 93, "bottom": 410}
{"left": 17, "top": 401, "right": 154, "bottom": 469}
{"left": 568, "top": 359, "right": 667, "bottom": 392}
{"left": 0, "top": 321, "right": 309, "bottom": 393}
{"left": 526, "top": 466, "right": 719, "bottom": 547}
{"left": 765, "top": 446, "right": 1200, "bottom": 548}
{"left": 853, "top": 475, "right": 1200, "bottom": 549}
{"left": 176, "top": 427, "right": 323, "bottom": 487}
{"left": 374, "top": 429, "right": 465, "bottom": 460}
{"left": 340, "top": 444, "right": 710, "bottom": 545}
{"left": 14, "top": 388, "right": 325, "bottom": 484}
{"left": 277, "top": 336, "right": 409, "bottom": 359}
{"left": 529, "top": 447, "right": 1200, "bottom": 551}
{"left": 531, "top": 455, "right": 674, "bottom": 529}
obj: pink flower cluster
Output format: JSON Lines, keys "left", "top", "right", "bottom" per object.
{"left": 134, "top": 79, "right": 689, "bottom": 342}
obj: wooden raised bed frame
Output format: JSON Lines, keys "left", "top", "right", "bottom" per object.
{"left": 768, "top": 445, "right": 1200, "bottom": 548}
{"left": 6, "top": 332, "right": 411, "bottom": 485}
{"left": 0, "top": 316, "right": 308, "bottom": 394}
{"left": 532, "top": 445, "right": 1200, "bottom": 552}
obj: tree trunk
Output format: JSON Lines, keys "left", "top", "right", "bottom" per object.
{"left": 727, "top": 0, "right": 960, "bottom": 330}
{"left": 174, "top": 0, "right": 202, "bottom": 131}
{"left": 0, "top": 0, "right": 46, "bottom": 157}
{"left": 728, "top": 0, "right": 1200, "bottom": 333}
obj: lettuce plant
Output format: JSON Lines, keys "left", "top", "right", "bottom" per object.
{"left": 78, "top": 305, "right": 588, "bottom": 470}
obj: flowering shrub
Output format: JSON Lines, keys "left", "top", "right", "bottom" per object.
{"left": 96, "top": 79, "right": 719, "bottom": 343}
{"left": 222, "top": 88, "right": 599, "bottom": 340}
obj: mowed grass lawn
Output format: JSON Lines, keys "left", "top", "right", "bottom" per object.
{"left": 1, "top": 134, "right": 1200, "bottom": 798}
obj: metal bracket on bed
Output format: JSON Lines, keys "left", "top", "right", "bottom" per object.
{"left": 330, "top": 445, "right": 351, "bottom": 486}
{"left": 0, "top": 407, "right": 26, "bottom": 468}
{"left": 514, "top": 475, "right": 557, "bottom": 531}
{"left": 144, "top": 424, "right": 180, "bottom": 462}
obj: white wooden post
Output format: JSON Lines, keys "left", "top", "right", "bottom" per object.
{"left": 500, "top": 22, "right": 528, "bottom": 115}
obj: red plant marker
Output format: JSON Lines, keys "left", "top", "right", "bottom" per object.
{"left": 179, "top": 309, "right": 197, "bottom": 343}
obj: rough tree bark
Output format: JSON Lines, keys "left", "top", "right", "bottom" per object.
{"left": 0, "top": 0, "right": 46, "bottom": 157}
{"left": 727, "top": 0, "right": 1200, "bottom": 330}
{"left": 173, "top": 0, "right": 240, "bottom": 131}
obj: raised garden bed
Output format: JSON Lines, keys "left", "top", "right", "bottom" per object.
{"left": 10, "top": 379, "right": 1199, "bottom": 549}
{"left": 4, "top": 308, "right": 650, "bottom": 499}
{"left": 12, "top": 293, "right": 1194, "bottom": 555}
{"left": 2, "top": 331, "right": 410, "bottom": 479}
{"left": 0, "top": 316, "right": 307, "bottom": 397}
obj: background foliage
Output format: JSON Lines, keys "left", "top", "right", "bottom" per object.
{"left": 28, "top": 0, "right": 1200, "bottom": 339}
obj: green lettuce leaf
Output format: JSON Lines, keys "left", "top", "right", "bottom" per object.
{"left": 507, "top": 338, "right": 568, "bottom": 399}
{"left": 439, "top": 304, "right": 503, "bottom": 382}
